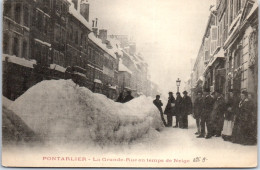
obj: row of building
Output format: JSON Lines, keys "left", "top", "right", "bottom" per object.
{"left": 186, "top": 0, "right": 258, "bottom": 102}
{"left": 2, "top": 0, "right": 159, "bottom": 101}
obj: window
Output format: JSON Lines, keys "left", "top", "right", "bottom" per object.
{"left": 56, "top": 0, "right": 61, "bottom": 15}
{"left": 4, "top": 2, "right": 11, "bottom": 17}
{"left": 74, "top": 30, "right": 78, "bottom": 44}
{"left": 23, "top": 5, "right": 29, "bottom": 27}
{"left": 22, "top": 41, "right": 27, "bottom": 58}
{"left": 59, "top": 52, "right": 64, "bottom": 66}
{"left": 15, "top": 3, "right": 21, "bottom": 24}
{"left": 69, "top": 25, "right": 73, "bottom": 41}
{"left": 61, "top": 28, "right": 66, "bottom": 44}
{"left": 53, "top": 50, "right": 59, "bottom": 64}
{"left": 13, "top": 37, "right": 19, "bottom": 57}
{"left": 3, "top": 33, "right": 9, "bottom": 54}
{"left": 36, "top": 10, "right": 43, "bottom": 30}
{"left": 54, "top": 24, "right": 60, "bottom": 42}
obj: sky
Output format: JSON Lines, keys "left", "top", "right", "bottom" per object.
{"left": 88, "top": 0, "right": 216, "bottom": 95}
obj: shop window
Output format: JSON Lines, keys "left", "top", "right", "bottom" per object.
{"left": 23, "top": 5, "right": 29, "bottom": 27}
{"left": 61, "top": 28, "right": 66, "bottom": 44}
{"left": 13, "top": 37, "right": 19, "bottom": 57}
{"left": 22, "top": 41, "right": 28, "bottom": 58}
{"left": 15, "top": 3, "right": 21, "bottom": 24}
{"left": 3, "top": 33, "right": 9, "bottom": 54}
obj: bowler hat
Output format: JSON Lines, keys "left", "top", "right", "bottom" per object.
{"left": 169, "top": 92, "right": 173, "bottom": 94}
{"left": 176, "top": 92, "right": 180, "bottom": 95}
{"left": 183, "top": 91, "right": 188, "bottom": 94}
{"left": 241, "top": 90, "right": 248, "bottom": 96}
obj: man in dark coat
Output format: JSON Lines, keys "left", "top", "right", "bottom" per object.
{"left": 202, "top": 88, "right": 215, "bottom": 139}
{"left": 193, "top": 91, "right": 203, "bottom": 135}
{"left": 116, "top": 91, "right": 125, "bottom": 103}
{"left": 153, "top": 95, "right": 167, "bottom": 126}
{"left": 232, "top": 91, "right": 256, "bottom": 145}
{"left": 122, "top": 90, "right": 134, "bottom": 103}
{"left": 174, "top": 92, "right": 182, "bottom": 128}
{"left": 181, "top": 91, "right": 192, "bottom": 129}
{"left": 210, "top": 89, "right": 226, "bottom": 137}
{"left": 164, "top": 92, "right": 175, "bottom": 127}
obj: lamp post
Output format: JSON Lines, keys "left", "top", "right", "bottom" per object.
{"left": 176, "top": 78, "right": 181, "bottom": 93}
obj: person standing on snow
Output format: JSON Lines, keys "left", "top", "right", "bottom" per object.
{"left": 180, "top": 91, "right": 192, "bottom": 129}
{"left": 202, "top": 88, "right": 215, "bottom": 139}
{"left": 174, "top": 92, "right": 182, "bottom": 128}
{"left": 210, "top": 90, "right": 226, "bottom": 137}
{"left": 153, "top": 95, "right": 167, "bottom": 126}
{"left": 122, "top": 90, "right": 134, "bottom": 103}
{"left": 193, "top": 91, "right": 203, "bottom": 135}
{"left": 232, "top": 91, "right": 256, "bottom": 145}
{"left": 222, "top": 89, "right": 239, "bottom": 141}
{"left": 164, "top": 92, "right": 175, "bottom": 127}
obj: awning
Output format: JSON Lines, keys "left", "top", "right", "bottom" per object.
{"left": 203, "top": 48, "right": 225, "bottom": 75}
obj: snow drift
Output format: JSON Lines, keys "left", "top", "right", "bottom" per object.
{"left": 9, "top": 80, "right": 163, "bottom": 146}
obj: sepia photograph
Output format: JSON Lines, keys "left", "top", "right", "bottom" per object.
{"left": 2, "top": 0, "right": 258, "bottom": 168}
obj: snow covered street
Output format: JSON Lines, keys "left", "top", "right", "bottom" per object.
{"left": 2, "top": 80, "right": 257, "bottom": 167}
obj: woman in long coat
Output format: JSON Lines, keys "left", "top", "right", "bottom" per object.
{"left": 232, "top": 91, "right": 255, "bottom": 145}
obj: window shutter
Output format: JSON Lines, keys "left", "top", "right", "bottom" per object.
{"left": 210, "top": 26, "right": 218, "bottom": 55}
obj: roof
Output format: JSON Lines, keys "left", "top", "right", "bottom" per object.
{"left": 246, "top": 1, "right": 258, "bottom": 20}
{"left": 50, "top": 64, "right": 66, "bottom": 73}
{"left": 88, "top": 32, "right": 117, "bottom": 59}
{"left": 67, "top": 0, "right": 92, "bottom": 30}
{"left": 118, "top": 58, "right": 132, "bottom": 74}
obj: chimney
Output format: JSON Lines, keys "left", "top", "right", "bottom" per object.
{"left": 98, "top": 29, "right": 107, "bottom": 43}
{"left": 80, "top": 0, "right": 89, "bottom": 22}
{"left": 92, "top": 18, "right": 98, "bottom": 37}
{"left": 95, "top": 18, "right": 98, "bottom": 27}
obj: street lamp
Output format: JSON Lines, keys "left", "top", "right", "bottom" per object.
{"left": 176, "top": 78, "right": 181, "bottom": 92}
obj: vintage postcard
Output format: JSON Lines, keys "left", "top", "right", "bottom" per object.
{"left": 2, "top": 0, "right": 258, "bottom": 168}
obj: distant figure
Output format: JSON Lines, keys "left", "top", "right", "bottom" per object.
{"left": 164, "top": 92, "right": 175, "bottom": 127}
{"left": 116, "top": 92, "right": 124, "bottom": 103}
{"left": 122, "top": 90, "right": 134, "bottom": 103}
{"left": 181, "top": 91, "right": 192, "bottom": 129}
{"left": 174, "top": 92, "right": 182, "bottom": 128}
{"left": 193, "top": 91, "right": 203, "bottom": 136}
{"left": 153, "top": 95, "right": 167, "bottom": 126}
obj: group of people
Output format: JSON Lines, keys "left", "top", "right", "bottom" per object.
{"left": 193, "top": 88, "right": 256, "bottom": 145}
{"left": 153, "top": 91, "right": 192, "bottom": 128}
{"left": 116, "top": 90, "right": 134, "bottom": 103}
{"left": 153, "top": 88, "right": 257, "bottom": 146}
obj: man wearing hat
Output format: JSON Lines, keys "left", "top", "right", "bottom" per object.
{"left": 174, "top": 92, "right": 182, "bottom": 128}
{"left": 210, "top": 89, "right": 226, "bottom": 137}
{"left": 180, "top": 91, "right": 192, "bottom": 129}
{"left": 202, "top": 88, "right": 215, "bottom": 139}
{"left": 164, "top": 92, "right": 176, "bottom": 127}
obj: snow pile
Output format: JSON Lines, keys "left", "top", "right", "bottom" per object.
{"left": 9, "top": 80, "right": 163, "bottom": 146}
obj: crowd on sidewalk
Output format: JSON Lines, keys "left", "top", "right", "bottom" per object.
{"left": 153, "top": 89, "right": 257, "bottom": 146}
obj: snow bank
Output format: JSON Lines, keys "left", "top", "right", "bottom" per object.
{"left": 9, "top": 80, "right": 163, "bottom": 146}
{"left": 2, "top": 96, "right": 13, "bottom": 108}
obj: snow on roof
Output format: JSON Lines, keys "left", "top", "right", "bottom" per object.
{"left": 94, "top": 79, "right": 102, "bottom": 84}
{"left": 246, "top": 1, "right": 258, "bottom": 20}
{"left": 2, "top": 54, "right": 36, "bottom": 68}
{"left": 107, "top": 37, "right": 123, "bottom": 56}
{"left": 228, "top": 13, "right": 242, "bottom": 33}
{"left": 50, "top": 64, "right": 66, "bottom": 73}
{"left": 109, "top": 85, "right": 117, "bottom": 90}
{"left": 74, "top": 71, "right": 87, "bottom": 78}
{"left": 67, "top": 0, "right": 92, "bottom": 30}
{"left": 118, "top": 58, "right": 132, "bottom": 74}
{"left": 88, "top": 32, "right": 117, "bottom": 59}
